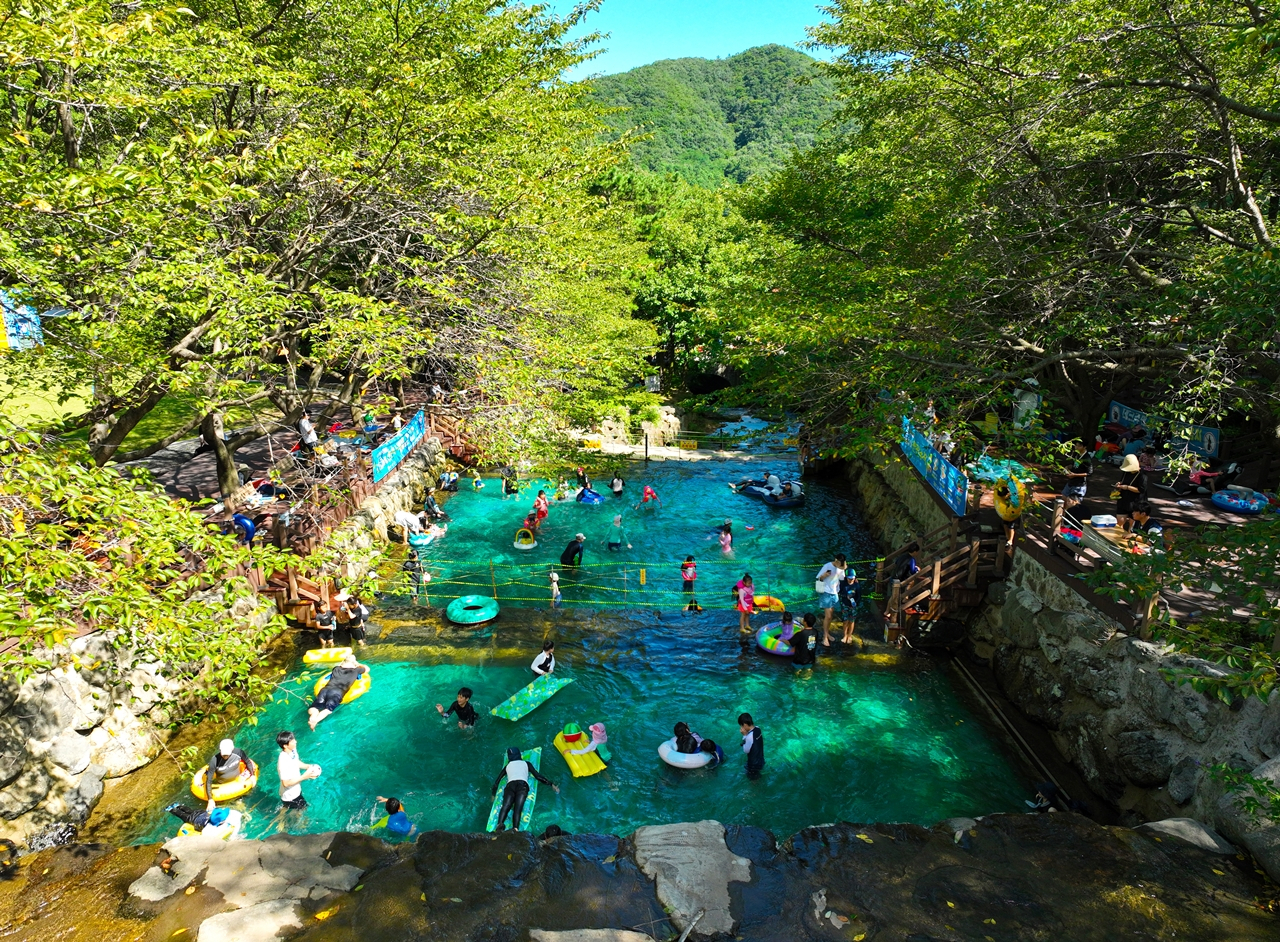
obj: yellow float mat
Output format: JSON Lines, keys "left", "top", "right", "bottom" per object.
{"left": 314, "top": 670, "right": 371, "bottom": 705}
{"left": 191, "top": 765, "right": 258, "bottom": 802}
{"left": 554, "top": 731, "right": 607, "bottom": 778}
{"left": 303, "top": 646, "right": 352, "bottom": 665}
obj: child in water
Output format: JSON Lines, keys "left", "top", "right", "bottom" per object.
{"left": 734, "top": 574, "right": 755, "bottom": 633}
{"left": 681, "top": 556, "right": 697, "bottom": 591}
{"left": 471, "top": 470, "right": 484, "bottom": 490}
{"left": 371, "top": 796, "right": 416, "bottom": 839}
{"left": 719, "top": 519, "right": 733, "bottom": 554}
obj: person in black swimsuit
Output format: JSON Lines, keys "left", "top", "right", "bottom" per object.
{"left": 436, "top": 687, "right": 478, "bottom": 728}
{"left": 308, "top": 655, "right": 368, "bottom": 730}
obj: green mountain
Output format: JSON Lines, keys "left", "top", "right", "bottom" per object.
{"left": 589, "top": 45, "right": 838, "bottom": 188}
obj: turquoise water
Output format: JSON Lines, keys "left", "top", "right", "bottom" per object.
{"left": 130, "top": 622, "right": 1033, "bottom": 843}
{"left": 407, "top": 458, "right": 880, "bottom": 612}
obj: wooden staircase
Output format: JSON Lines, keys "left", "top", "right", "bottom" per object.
{"left": 875, "top": 519, "right": 1012, "bottom": 642}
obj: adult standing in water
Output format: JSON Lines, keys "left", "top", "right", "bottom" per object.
{"left": 739, "top": 713, "right": 765, "bottom": 779}
{"left": 276, "top": 730, "right": 320, "bottom": 812}
{"left": 491, "top": 747, "right": 559, "bottom": 832}
{"left": 560, "top": 533, "right": 585, "bottom": 568}
{"left": 814, "top": 553, "right": 847, "bottom": 647}
{"left": 609, "top": 472, "right": 625, "bottom": 496}
{"left": 606, "top": 515, "right": 631, "bottom": 551}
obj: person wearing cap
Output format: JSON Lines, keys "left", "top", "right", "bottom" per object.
{"left": 336, "top": 591, "right": 370, "bottom": 647}
{"left": 1115, "top": 453, "right": 1148, "bottom": 532}
{"left": 491, "top": 746, "right": 559, "bottom": 832}
{"left": 548, "top": 572, "right": 562, "bottom": 610}
{"left": 204, "top": 739, "right": 257, "bottom": 812}
{"left": 560, "top": 534, "right": 585, "bottom": 568}
{"left": 308, "top": 653, "right": 369, "bottom": 730}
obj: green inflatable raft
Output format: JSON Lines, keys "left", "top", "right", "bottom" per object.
{"left": 486, "top": 747, "right": 542, "bottom": 832}
{"left": 446, "top": 595, "right": 499, "bottom": 625}
{"left": 491, "top": 674, "right": 574, "bottom": 721}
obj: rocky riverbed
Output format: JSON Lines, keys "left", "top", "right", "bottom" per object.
{"left": 1, "top": 813, "right": 1276, "bottom": 941}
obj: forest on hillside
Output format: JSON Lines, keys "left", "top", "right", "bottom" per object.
{"left": 589, "top": 44, "right": 838, "bottom": 186}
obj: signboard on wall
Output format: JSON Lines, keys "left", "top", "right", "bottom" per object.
{"left": 900, "top": 417, "right": 968, "bottom": 517}
{"left": 1107, "top": 401, "right": 1219, "bottom": 458}
{"left": 371, "top": 409, "right": 426, "bottom": 483}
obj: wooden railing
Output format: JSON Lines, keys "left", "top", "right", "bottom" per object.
{"left": 880, "top": 534, "right": 1011, "bottom": 635}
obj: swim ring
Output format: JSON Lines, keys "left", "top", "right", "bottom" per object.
{"left": 755, "top": 622, "right": 796, "bottom": 657}
{"left": 313, "top": 669, "right": 371, "bottom": 705}
{"left": 191, "top": 765, "right": 258, "bottom": 802}
{"left": 657, "top": 737, "right": 712, "bottom": 770}
{"left": 735, "top": 481, "right": 769, "bottom": 500}
{"left": 231, "top": 513, "right": 255, "bottom": 545}
{"left": 993, "top": 475, "right": 1028, "bottom": 523}
{"left": 576, "top": 487, "right": 605, "bottom": 505}
{"left": 303, "top": 646, "right": 352, "bottom": 666}
{"left": 177, "top": 808, "right": 243, "bottom": 841}
{"left": 407, "top": 531, "right": 435, "bottom": 551}
{"left": 513, "top": 527, "right": 538, "bottom": 551}
{"left": 753, "top": 595, "right": 785, "bottom": 612}
{"left": 1211, "top": 490, "right": 1269, "bottom": 515}
{"left": 446, "top": 595, "right": 500, "bottom": 625}
{"left": 763, "top": 492, "right": 804, "bottom": 508}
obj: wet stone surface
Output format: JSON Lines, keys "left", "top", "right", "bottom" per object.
{"left": 0, "top": 814, "right": 1276, "bottom": 941}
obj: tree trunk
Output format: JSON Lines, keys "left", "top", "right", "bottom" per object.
{"left": 201, "top": 412, "right": 242, "bottom": 498}
{"left": 87, "top": 383, "right": 169, "bottom": 466}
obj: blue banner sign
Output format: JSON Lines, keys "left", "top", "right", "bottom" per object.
{"left": 900, "top": 417, "right": 969, "bottom": 517}
{"left": 371, "top": 410, "right": 426, "bottom": 483}
{"left": 1107, "top": 400, "right": 1218, "bottom": 458}
{"left": 0, "top": 289, "right": 43, "bottom": 350}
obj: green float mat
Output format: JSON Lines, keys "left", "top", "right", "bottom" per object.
{"left": 485, "top": 747, "right": 542, "bottom": 832}
{"left": 490, "top": 674, "right": 574, "bottom": 721}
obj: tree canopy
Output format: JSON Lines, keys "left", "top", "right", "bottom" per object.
{"left": 1, "top": 0, "right": 659, "bottom": 491}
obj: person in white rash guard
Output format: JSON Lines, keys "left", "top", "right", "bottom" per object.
{"left": 531, "top": 640, "right": 556, "bottom": 676}
{"left": 491, "top": 746, "right": 558, "bottom": 831}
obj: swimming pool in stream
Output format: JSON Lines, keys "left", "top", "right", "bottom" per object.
{"left": 129, "top": 618, "right": 1034, "bottom": 844}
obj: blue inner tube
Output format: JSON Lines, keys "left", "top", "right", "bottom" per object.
{"left": 763, "top": 493, "right": 805, "bottom": 508}
{"left": 231, "top": 513, "right": 256, "bottom": 544}
{"left": 446, "top": 595, "right": 500, "bottom": 625}
{"left": 738, "top": 485, "right": 769, "bottom": 500}
{"left": 1210, "top": 490, "right": 1267, "bottom": 514}
{"left": 577, "top": 488, "right": 605, "bottom": 504}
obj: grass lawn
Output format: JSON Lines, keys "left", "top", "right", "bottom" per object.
{"left": 0, "top": 376, "right": 275, "bottom": 455}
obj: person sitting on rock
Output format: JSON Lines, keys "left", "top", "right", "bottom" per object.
{"left": 204, "top": 738, "right": 257, "bottom": 811}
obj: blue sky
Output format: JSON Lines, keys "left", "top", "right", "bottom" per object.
{"left": 549, "top": 0, "right": 832, "bottom": 77}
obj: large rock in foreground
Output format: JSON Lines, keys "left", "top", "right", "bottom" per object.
{"left": 0, "top": 815, "right": 1276, "bottom": 941}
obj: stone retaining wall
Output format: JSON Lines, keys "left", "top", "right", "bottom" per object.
{"left": 0, "top": 439, "right": 446, "bottom": 853}
{"left": 846, "top": 451, "right": 1280, "bottom": 881}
